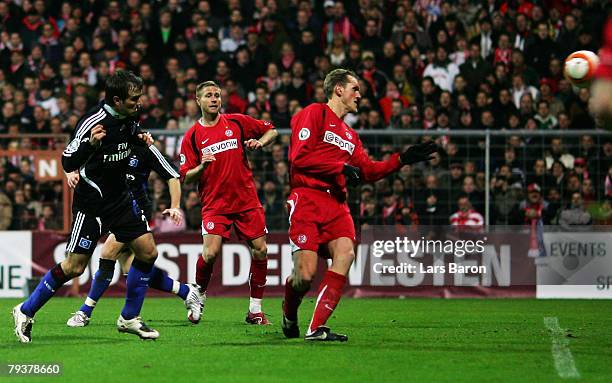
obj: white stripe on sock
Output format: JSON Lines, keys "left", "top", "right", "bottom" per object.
{"left": 172, "top": 280, "right": 180, "bottom": 295}
{"left": 84, "top": 297, "right": 97, "bottom": 307}
{"left": 307, "top": 284, "right": 328, "bottom": 335}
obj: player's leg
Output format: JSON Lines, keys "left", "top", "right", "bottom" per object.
{"left": 68, "top": 234, "right": 125, "bottom": 326}
{"left": 194, "top": 214, "right": 230, "bottom": 320}
{"left": 194, "top": 233, "right": 223, "bottom": 319}
{"left": 110, "top": 202, "right": 159, "bottom": 339}
{"left": 245, "top": 235, "right": 269, "bottom": 324}
{"left": 282, "top": 249, "right": 318, "bottom": 338}
{"left": 14, "top": 212, "right": 100, "bottom": 342}
{"left": 304, "top": 237, "right": 353, "bottom": 342}
{"left": 235, "top": 207, "right": 270, "bottom": 324}
{"left": 282, "top": 190, "right": 320, "bottom": 337}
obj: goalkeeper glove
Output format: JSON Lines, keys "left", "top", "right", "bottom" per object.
{"left": 343, "top": 164, "right": 361, "bottom": 186}
{"left": 400, "top": 141, "right": 438, "bottom": 165}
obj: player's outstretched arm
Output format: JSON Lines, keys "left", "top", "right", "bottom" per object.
{"left": 399, "top": 141, "right": 438, "bottom": 165}
{"left": 244, "top": 128, "right": 278, "bottom": 151}
{"left": 162, "top": 178, "right": 183, "bottom": 225}
{"left": 62, "top": 124, "right": 105, "bottom": 172}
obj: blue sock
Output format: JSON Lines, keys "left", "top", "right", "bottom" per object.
{"left": 149, "top": 267, "right": 189, "bottom": 300}
{"left": 121, "top": 259, "right": 154, "bottom": 320}
{"left": 177, "top": 284, "right": 189, "bottom": 300}
{"left": 80, "top": 259, "right": 116, "bottom": 317}
{"left": 21, "top": 264, "right": 70, "bottom": 317}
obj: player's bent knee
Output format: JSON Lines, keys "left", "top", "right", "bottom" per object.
{"left": 203, "top": 247, "right": 221, "bottom": 262}
{"left": 61, "top": 254, "right": 89, "bottom": 277}
{"left": 252, "top": 244, "right": 267, "bottom": 260}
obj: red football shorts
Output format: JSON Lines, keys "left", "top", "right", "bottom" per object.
{"left": 287, "top": 187, "right": 356, "bottom": 253}
{"left": 201, "top": 207, "right": 268, "bottom": 240}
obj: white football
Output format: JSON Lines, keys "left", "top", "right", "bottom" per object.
{"left": 564, "top": 50, "right": 600, "bottom": 87}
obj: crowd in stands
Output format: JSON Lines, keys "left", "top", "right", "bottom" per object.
{"left": 1, "top": 0, "right": 612, "bottom": 232}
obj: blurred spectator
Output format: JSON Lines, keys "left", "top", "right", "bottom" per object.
{"left": 558, "top": 192, "right": 592, "bottom": 229}
{"left": 450, "top": 195, "right": 483, "bottom": 227}
{"left": 0, "top": 187, "right": 12, "bottom": 229}
{"left": 511, "top": 183, "right": 555, "bottom": 225}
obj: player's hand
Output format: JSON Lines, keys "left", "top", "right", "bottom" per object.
{"left": 244, "top": 139, "right": 263, "bottom": 151}
{"left": 66, "top": 171, "right": 80, "bottom": 188}
{"left": 343, "top": 164, "right": 361, "bottom": 186}
{"left": 400, "top": 141, "right": 438, "bottom": 165}
{"left": 138, "top": 132, "right": 154, "bottom": 146}
{"left": 201, "top": 153, "right": 216, "bottom": 168}
{"left": 162, "top": 207, "right": 183, "bottom": 226}
{"left": 89, "top": 124, "right": 106, "bottom": 146}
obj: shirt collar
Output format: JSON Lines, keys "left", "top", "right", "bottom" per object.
{"left": 103, "top": 103, "right": 127, "bottom": 119}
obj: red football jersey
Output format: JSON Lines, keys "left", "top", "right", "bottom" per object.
{"left": 289, "top": 103, "right": 402, "bottom": 197}
{"left": 179, "top": 114, "right": 273, "bottom": 214}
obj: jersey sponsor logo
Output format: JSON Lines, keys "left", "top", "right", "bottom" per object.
{"left": 225, "top": 128, "right": 233, "bottom": 137}
{"left": 180, "top": 153, "right": 186, "bottom": 165}
{"left": 202, "top": 139, "right": 238, "bottom": 155}
{"left": 298, "top": 128, "right": 310, "bottom": 140}
{"left": 206, "top": 221, "right": 215, "bottom": 230}
{"left": 78, "top": 237, "right": 92, "bottom": 249}
{"left": 103, "top": 148, "right": 132, "bottom": 162}
{"left": 128, "top": 158, "right": 138, "bottom": 167}
{"left": 297, "top": 234, "right": 307, "bottom": 244}
{"left": 323, "top": 130, "right": 355, "bottom": 154}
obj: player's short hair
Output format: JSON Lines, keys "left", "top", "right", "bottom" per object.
{"left": 196, "top": 80, "right": 221, "bottom": 97}
{"left": 104, "top": 70, "right": 143, "bottom": 104}
{"left": 323, "top": 68, "right": 358, "bottom": 99}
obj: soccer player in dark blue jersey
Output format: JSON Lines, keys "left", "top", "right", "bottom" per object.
{"left": 13, "top": 71, "right": 163, "bottom": 342}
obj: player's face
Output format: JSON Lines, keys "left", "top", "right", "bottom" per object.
{"left": 340, "top": 76, "right": 361, "bottom": 114}
{"left": 116, "top": 88, "right": 143, "bottom": 116}
{"left": 197, "top": 86, "right": 222, "bottom": 115}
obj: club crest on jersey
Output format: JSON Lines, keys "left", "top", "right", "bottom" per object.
{"left": 298, "top": 128, "right": 310, "bottom": 141}
{"left": 180, "top": 154, "right": 186, "bottom": 165}
{"left": 78, "top": 238, "right": 92, "bottom": 249}
{"left": 206, "top": 222, "right": 215, "bottom": 230}
{"left": 225, "top": 128, "right": 233, "bottom": 137}
{"left": 323, "top": 130, "right": 355, "bottom": 154}
{"left": 345, "top": 131, "right": 353, "bottom": 140}
{"left": 128, "top": 158, "right": 138, "bottom": 167}
{"left": 297, "top": 234, "right": 307, "bottom": 244}
{"left": 202, "top": 139, "right": 238, "bottom": 155}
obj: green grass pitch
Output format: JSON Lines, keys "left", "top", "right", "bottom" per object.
{"left": 2, "top": 297, "right": 612, "bottom": 382}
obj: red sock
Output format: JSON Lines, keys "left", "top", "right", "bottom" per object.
{"left": 195, "top": 256, "right": 214, "bottom": 291}
{"left": 249, "top": 258, "right": 268, "bottom": 299}
{"left": 307, "top": 270, "right": 346, "bottom": 334}
{"left": 283, "top": 277, "right": 309, "bottom": 321}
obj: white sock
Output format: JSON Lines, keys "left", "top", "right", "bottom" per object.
{"left": 84, "top": 297, "right": 97, "bottom": 307}
{"left": 249, "top": 297, "right": 262, "bottom": 314}
{"left": 171, "top": 280, "right": 180, "bottom": 295}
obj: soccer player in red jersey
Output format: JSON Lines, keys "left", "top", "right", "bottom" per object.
{"left": 179, "top": 81, "right": 278, "bottom": 324}
{"left": 592, "top": 18, "right": 612, "bottom": 121}
{"left": 282, "top": 69, "right": 437, "bottom": 341}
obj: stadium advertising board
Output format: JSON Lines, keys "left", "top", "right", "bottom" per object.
{"left": 19, "top": 226, "right": 611, "bottom": 298}
{"left": 537, "top": 230, "right": 612, "bottom": 298}
{"left": 0, "top": 232, "right": 32, "bottom": 297}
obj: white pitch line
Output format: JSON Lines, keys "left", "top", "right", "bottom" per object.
{"left": 544, "top": 317, "right": 580, "bottom": 379}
